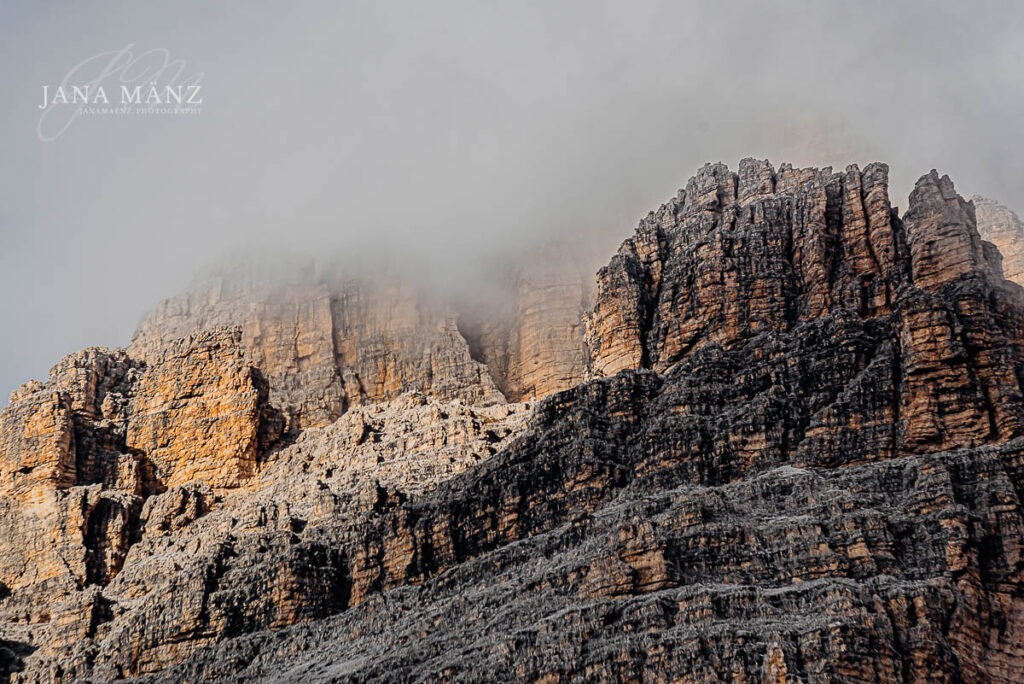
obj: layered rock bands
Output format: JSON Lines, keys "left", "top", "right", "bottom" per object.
{"left": 3, "top": 159, "right": 1024, "bottom": 683}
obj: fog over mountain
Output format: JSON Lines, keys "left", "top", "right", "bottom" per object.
{"left": 2, "top": 0, "right": 1023, "bottom": 404}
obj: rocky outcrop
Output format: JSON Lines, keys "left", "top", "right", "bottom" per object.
{"left": 587, "top": 159, "right": 904, "bottom": 373}
{"left": 125, "top": 329, "right": 282, "bottom": 490}
{"left": 0, "top": 387, "right": 76, "bottom": 504}
{"left": 131, "top": 244, "right": 604, "bottom": 428}
{"left": 4, "top": 159, "right": 1024, "bottom": 682}
{"left": 587, "top": 160, "right": 1024, "bottom": 455}
{"left": 1, "top": 391, "right": 530, "bottom": 681}
{"left": 0, "top": 347, "right": 142, "bottom": 605}
{"left": 130, "top": 258, "right": 515, "bottom": 432}
{"left": 458, "top": 242, "right": 597, "bottom": 401}
{"left": 0, "top": 328, "right": 281, "bottom": 624}
{"left": 129, "top": 255, "right": 349, "bottom": 431}
{"left": 971, "top": 194, "right": 1024, "bottom": 287}
{"left": 325, "top": 275, "right": 505, "bottom": 409}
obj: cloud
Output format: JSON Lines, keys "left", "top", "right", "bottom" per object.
{"left": 2, "top": 0, "right": 1023, "bottom": 403}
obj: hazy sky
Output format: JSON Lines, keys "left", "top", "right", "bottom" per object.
{"left": 2, "top": 1, "right": 1023, "bottom": 404}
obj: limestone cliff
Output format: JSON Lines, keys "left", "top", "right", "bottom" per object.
{"left": 971, "top": 194, "right": 1024, "bottom": 287}
{"left": 587, "top": 161, "right": 1024, "bottom": 456}
{"left": 3, "top": 160, "right": 1024, "bottom": 683}
{"left": 128, "top": 256, "right": 505, "bottom": 431}
{"left": 457, "top": 241, "right": 598, "bottom": 401}
{"left": 129, "top": 249, "right": 597, "bottom": 430}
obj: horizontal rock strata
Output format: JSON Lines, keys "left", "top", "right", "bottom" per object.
{"left": 3, "top": 160, "right": 1024, "bottom": 682}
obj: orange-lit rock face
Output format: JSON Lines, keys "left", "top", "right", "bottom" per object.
{"left": 328, "top": 276, "right": 505, "bottom": 408}
{"left": 126, "top": 329, "right": 274, "bottom": 490}
{"left": 904, "top": 173, "right": 992, "bottom": 290}
{"left": 132, "top": 262, "right": 512, "bottom": 431}
{"left": 503, "top": 253, "right": 592, "bottom": 400}
{"left": 130, "top": 259, "right": 344, "bottom": 431}
{"left": 0, "top": 349, "right": 144, "bottom": 597}
{"left": 0, "top": 389, "right": 75, "bottom": 503}
{"left": 129, "top": 247, "right": 601, "bottom": 432}
{"left": 587, "top": 160, "right": 906, "bottom": 376}
{"left": 6, "top": 161, "right": 1024, "bottom": 682}
{"left": 587, "top": 160, "right": 1024, "bottom": 456}
{"left": 899, "top": 174, "right": 1024, "bottom": 452}
{"left": 0, "top": 331, "right": 279, "bottom": 606}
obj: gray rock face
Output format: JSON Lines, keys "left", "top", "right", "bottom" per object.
{"left": 132, "top": 436, "right": 1024, "bottom": 684}
{"left": 3, "top": 160, "right": 1024, "bottom": 682}
{"left": 970, "top": 194, "right": 1024, "bottom": 287}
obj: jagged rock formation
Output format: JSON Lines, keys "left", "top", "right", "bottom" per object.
{"left": 0, "top": 387, "right": 529, "bottom": 681}
{"left": 130, "top": 257, "right": 345, "bottom": 431}
{"left": 971, "top": 195, "right": 1024, "bottom": 287}
{"left": 129, "top": 257, "right": 506, "bottom": 431}
{"left": 587, "top": 161, "right": 1024, "bottom": 456}
{"left": 3, "top": 159, "right": 1024, "bottom": 682}
{"left": 130, "top": 249, "right": 597, "bottom": 430}
{"left": 0, "top": 329, "right": 281, "bottom": 604}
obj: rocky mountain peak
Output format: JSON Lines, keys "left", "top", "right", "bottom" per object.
{"left": 3, "top": 160, "right": 1024, "bottom": 682}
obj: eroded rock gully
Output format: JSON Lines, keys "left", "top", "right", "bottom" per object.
{"left": 3, "top": 159, "right": 1024, "bottom": 682}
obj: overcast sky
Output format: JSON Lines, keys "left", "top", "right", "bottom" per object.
{"left": 2, "top": 0, "right": 1023, "bottom": 404}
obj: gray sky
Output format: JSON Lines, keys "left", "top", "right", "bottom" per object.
{"left": 2, "top": 0, "right": 1023, "bottom": 404}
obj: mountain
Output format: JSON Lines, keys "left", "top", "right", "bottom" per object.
{"left": 2, "top": 160, "right": 1024, "bottom": 682}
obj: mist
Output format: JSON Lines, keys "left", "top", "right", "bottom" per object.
{"left": 2, "top": 0, "right": 1023, "bottom": 404}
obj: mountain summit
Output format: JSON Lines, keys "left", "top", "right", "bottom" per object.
{"left": 3, "top": 160, "right": 1024, "bottom": 682}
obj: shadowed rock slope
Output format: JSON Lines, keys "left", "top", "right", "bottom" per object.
{"left": 3, "top": 160, "right": 1024, "bottom": 682}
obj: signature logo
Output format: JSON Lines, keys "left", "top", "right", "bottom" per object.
{"left": 37, "top": 44, "right": 204, "bottom": 142}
